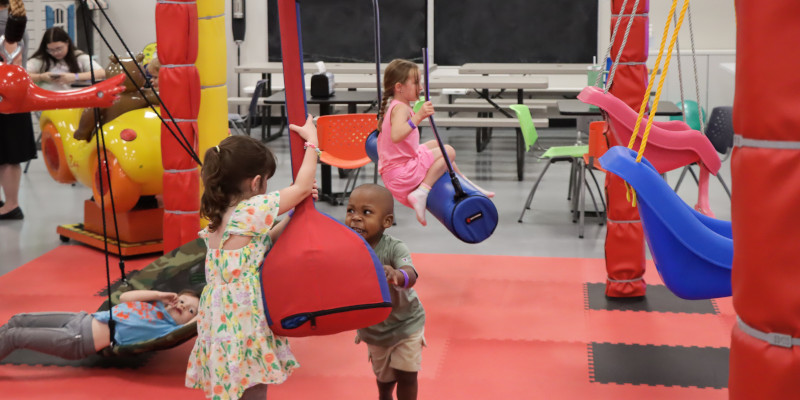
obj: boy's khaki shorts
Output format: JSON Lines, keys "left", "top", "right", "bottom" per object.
{"left": 364, "top": 328, "right": 426, "bottom": 383}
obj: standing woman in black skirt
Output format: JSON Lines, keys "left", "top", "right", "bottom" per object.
{"left": 0, "top": 0, "right": 35, "bottom": 220}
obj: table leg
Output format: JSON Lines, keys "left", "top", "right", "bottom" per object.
{"left": 262, "top": 73, "right": 269, "bottom": 141}
{"left": 318, "top": 103, "right": 337, "bottom": 205}
{"left": 516, "top": 127, "right": 524, "bottom": 181}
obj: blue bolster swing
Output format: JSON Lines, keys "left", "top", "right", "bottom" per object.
{"left": 427, "top": 173, "right": 498, "bottom": 243}
{"left": 372, "top": 49, "right": 498, "bottom": 243}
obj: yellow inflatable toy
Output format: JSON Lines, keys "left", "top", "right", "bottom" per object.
{"left": 40, "top": 107, "right": 164, "bottom": 214}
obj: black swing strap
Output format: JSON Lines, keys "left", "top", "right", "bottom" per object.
{"left": 372, "top": 0, "right": 381, "bottom": 111}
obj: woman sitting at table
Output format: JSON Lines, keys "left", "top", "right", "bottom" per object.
{"left": 26, "top": 27, "right": 105, "bottom": 92}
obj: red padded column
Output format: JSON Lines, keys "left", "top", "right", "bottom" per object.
{"left": 156, "top": 0, "right": 201, "bottom": 252}
{"left": 729, "top": 1, "right": 800, "bottom": 397}
{"left": 604, "top": 0, "right": 649, "bottom": 297}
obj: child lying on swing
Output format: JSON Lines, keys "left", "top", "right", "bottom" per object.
{"left": 0, "top": 289, "right": 200, "bottom": 361}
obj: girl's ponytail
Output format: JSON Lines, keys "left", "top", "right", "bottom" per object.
{"left": 376, "top": 90, "right": 392, "bottom": 132}
{"left": 199, "top": 147, "right": 228, "bottom": 232}
{"left": 200, "top": 136, "right": 277, "bottom": 232}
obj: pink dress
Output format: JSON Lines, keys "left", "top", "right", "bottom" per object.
{"left": 377, "top": 99, "right": 436, "bottom": 207}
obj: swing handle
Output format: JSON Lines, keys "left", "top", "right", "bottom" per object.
{"left": 372, "top": 0, "right": 381, "bottom": 115}
{"left": 422, "top": 48, "right": 466, "bottom": 199}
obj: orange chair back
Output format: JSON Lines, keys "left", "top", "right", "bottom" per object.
{"left": 316, "top": 114, "right": 377, "bottom": 169}
{"left": 585, "top": 120, "right": 610, "bottom": 170}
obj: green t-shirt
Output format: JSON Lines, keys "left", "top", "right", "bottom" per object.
{"left": 357, "top": 234, "right": 425, "bottom": 347}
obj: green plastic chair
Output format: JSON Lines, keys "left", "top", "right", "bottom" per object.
{"left": 413, "top": 97, "right": 425, "bottom": 113}
{"left": 511, "top": 105, "right": 599, "bottom": 235}
{"left": 509, "top": 104, "right": 538, "bottom": 152}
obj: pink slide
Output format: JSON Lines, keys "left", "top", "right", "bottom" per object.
{"left": 578, "top": 86, "right": 720, "bottom": 216}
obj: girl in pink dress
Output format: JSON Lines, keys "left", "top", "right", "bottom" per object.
{"left": 186, "top": 115, "right": 319, "bottom": 400}
{"left": 377, "top": 59, "right": 494, "bottom": 226}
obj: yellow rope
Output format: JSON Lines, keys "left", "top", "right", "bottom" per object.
{"left": 622, "top": 0, "right": 690, "bottom": 206}
{"left": 637, "top": 0, "right": 690, "bottom": 162}
{"left": 627, "top": 0, "right": 681, "bottom": 151}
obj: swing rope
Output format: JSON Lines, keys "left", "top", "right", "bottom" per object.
{"left": 687, "top": 4, "right": 704, "bottom": 133}
{"left": 594, "top": 0, "right": 629, "bottom": 88}
{"left": 83, "top": 0, "right": 202, "bottom": 165}
{"left": 627, "top": 0, "right": 690, "bottom": 159}
{"left": 79, "top": 1, "right": 124, "bottom": 346}
{"left": 77, "top": 0, "right": 208, "bottom": 347}
{"left": 673, "top": 3, "right": 704, "bottom": 133}
{"left": 372, "top": 0, "right": 381, "bottom": 119}
{"left": 623, "top": 0, "right": 690, "bottom": 205}
{"left": 674, "top": 10, "right": 686, "bottom": 124}
{"left": 422, "top": 47, "right": 466, "bottom": 200}
{"left": 604, "top": 0, "right": 643, "bottom": 93}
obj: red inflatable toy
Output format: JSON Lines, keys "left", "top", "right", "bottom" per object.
{"left": 0, "top": 64, "right": 125, "bottom": 113}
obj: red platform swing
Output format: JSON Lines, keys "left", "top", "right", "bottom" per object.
{"left": 259, "top": 0, "right": 392, "bottom": 338}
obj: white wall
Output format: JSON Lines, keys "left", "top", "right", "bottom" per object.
{"left": 96, "top": 0, "right": 157, "bottom": 63}
{"left": 96, "top": 0, "right": 266, "bottom": 102}
{"left": 90, "top": 1, "right": 737, "bottom": 112}
{"left": 597, "top": 1, "right": 737, "bottom": 115}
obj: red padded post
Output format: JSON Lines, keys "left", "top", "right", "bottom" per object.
{"left": 156, "top": 0, "right": 201, "bottom": 252}
{"left": 729, "top": 1, "right": 800, "bottom": 397}
{"left": 604, "top": 0, "right": 649, "bottom": 297}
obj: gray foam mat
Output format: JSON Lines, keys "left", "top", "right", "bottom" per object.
{"left": 585, "top": 283, "right": 718, "bottom": 314}
{"left": 0, "top": 349, "right": 151, "bottom": 369}
{"left": 589, "top": 342, "right": 729, "bottom": 388}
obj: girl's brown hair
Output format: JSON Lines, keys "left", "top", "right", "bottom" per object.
{"left": 377, "top": 59, "right": 419, "bottom": 131}
{"left": 200, "top": 135, "right": 276, "bottom": 232}
{"left": 30, "top": 27, "right": 82, "bottom": 73}
{"left": 178, "top": 289, "right": 201, "bottom": 300}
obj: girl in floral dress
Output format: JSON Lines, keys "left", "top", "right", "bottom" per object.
{"left": 186, "top": 115, "right": 320, "bottom": 400}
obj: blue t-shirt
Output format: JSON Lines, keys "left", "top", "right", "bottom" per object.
{"left": 92, "top": 301, "right": 180, "bottom": 345}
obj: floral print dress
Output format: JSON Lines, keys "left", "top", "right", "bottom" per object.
{"left": 186, "top": 191, "right": 298, "bottom": 400}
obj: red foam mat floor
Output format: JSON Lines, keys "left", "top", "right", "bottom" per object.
{"left": 0, "top": 246, "right": 732, "bottom": 399}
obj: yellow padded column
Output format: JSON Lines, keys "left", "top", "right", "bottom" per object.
{"left": 196, "top": 0, "right": 229, "bottom": 161}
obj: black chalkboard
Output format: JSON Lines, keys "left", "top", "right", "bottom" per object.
{"left": 267, "top": 0, "right": 427, "bottom": 63}
{"left": 434, "top": 0, "right": 597, "bottom": 65}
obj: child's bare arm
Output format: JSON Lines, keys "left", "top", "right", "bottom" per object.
{"left": 119, "top": 290, "right": 177, "bottom": 304}
{"left": 383, "top": 265, "right": 417, "bottom": 289}
{"left": 390, "top": 101, "right": 434, "bottom": 143}
{"left": 268, "top": 214, "right": 291, "bottom": 242}
{"left": 390, "top": 104, "right": 414, "bottom": 143}
{"left": 398, "top": 265, "right": 417, "bottom": 288}
{"left": 279, "top": 114, "right": 319, "bottom": 214}
{"left": 269, "top": 180, "right": 318, "bottom": 242}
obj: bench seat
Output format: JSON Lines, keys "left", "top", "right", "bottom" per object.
{"left": 452, "top": 97, "right": 560, "bottom": 107}
{"left": 419, "top": 117, "right": 547, "bottom": 128}
{"left": 432, "top": 103, "right": 547, "bottom": 114}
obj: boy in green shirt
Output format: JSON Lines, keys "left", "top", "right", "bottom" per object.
{"left": 346, "top": 184, "right": 426, "bottom": 400}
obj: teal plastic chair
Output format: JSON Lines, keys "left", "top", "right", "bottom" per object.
{"left": 669, "top": 100, "right": 707, "bottom": 131}
{"left": 511, "top": 105, "right": 600, "bottom": 237}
